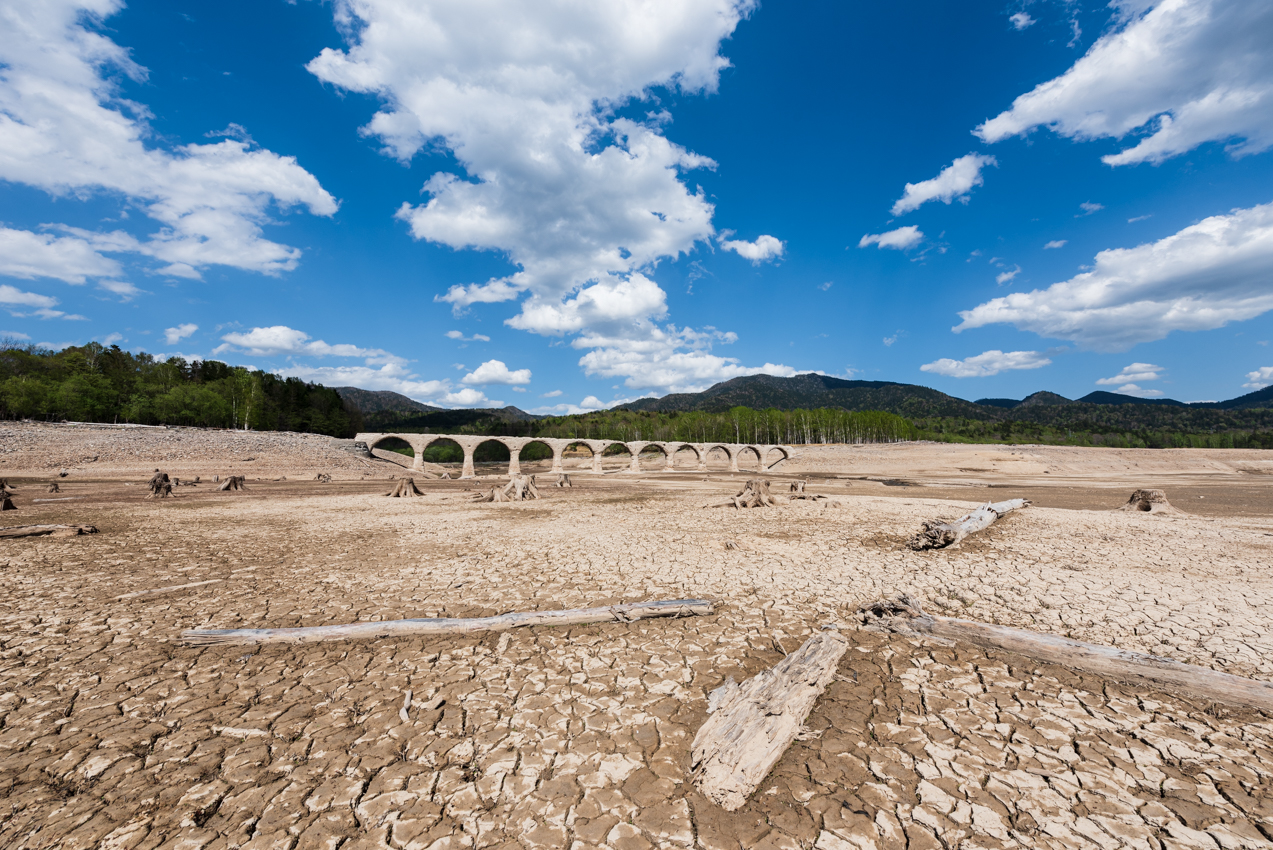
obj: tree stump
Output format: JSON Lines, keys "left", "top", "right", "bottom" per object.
{"left": 473, "top": 475, "right": 539, "bottom": 502}
{"left": 0, "top": 479, "right": 14, "bottom": 495}
{"left": 1119, "top": 488, "right": 1180, "bottom": 514}
{"left": 908, "top": 498, "right": 1029, "bottom": 550}
{"left": 691, "top": 630, "right": 849, "bottom": 810}
{"left": 47, "top": 482, "right": 60, "bottom": 494}
{"left": 706, "top": 479, "right": 785, "bottom": 508}
{"left": 0, "top": 494, "right": 15, "bottom": 511}
{"left": 556, "top": 474, "right": 572, "bottom": 488}
{"left": 385, "top": 478, "right": 423, "bottom": 497}
{"left": 315, "top": 473, "right": 332, "bottom": 483}
{"left": 790, "top": 480, "right": 806, "bottom": 494}
{"left": 147, "top": 472, "right": 173, "bottom": 499}
{"left": 217, "top": 475, "right": 248, "bottom": 492}
{"left": 57, "top": 469, "right": 69, "bottom": 478}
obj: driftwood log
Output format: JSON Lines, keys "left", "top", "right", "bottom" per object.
{"left": 691, "top": 630, "right": 849, "bottom": 811}
{"left": 707, "top": 478, "right": 785, "bottom": 509}
{"left": 217, "top": 476, "right": 248, "bottom": 492}
{"left": 385, "top": 478, "right": 423, "bottom": 497}
{"left": 182, "top": 597, "right": 714, "bottom": 647}
{"left": 908, "top": 498, "right": 1029, "bottom": 550}
{"left": 1120, "top": 488, "right": 1180, "bottom": 514}
{"left": 473, "top": 474, "right": 539, "bottom": 502}
{"left": 0, "top": 523, "right": 97, "bottom": 538}
{"left": 859, "top": 595, "right": 1273, "bottom": 714}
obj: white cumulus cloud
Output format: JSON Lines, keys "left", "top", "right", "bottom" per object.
{"left": 719, "top": 233, "right": 784, "bottom": 263}
{"left": 306, "top": 0, "right": 787, "bottom": 394}
{"left": 1244, "top": 366, "right": 1273, "bottom": 389}
{"left": 996, "top": 265, "right": 1022, "bottom": 285}
{"left": 1097, "top": 362, "right": 1163, "bottom": 385}
{"left": 0, "top": 0, "right": 337, "bottom": 280}
{"left": 955, "top": 200, "right": 1273, "bottom": 351}
{"left": 1108, "top": 382, "right": 1164, "bottom": 398}
{"left": 163, "top": 323, "right": 198, "bottom": 345}
{"left": 0, "top": 283, "right": 83, "bottom": 320}
{"left": 891, "top": 153, "right": 997, "bottom": 216}
{"left": 1010, "top": 12, "right": 1036, "bottom": 30}
{"left": 0, "top": 226, "right": 123, "bottom": 283}
{"left": 976, "top": 0, "right": 1273, "bottom": 166}
{"left": 920, "top": 349, "right": 1052, "bottom": 378}
{"left": 859, "top": 226, "right": 923, "bottom": 250}
{"left": 461, "top": 359, "right": 532, "bottom": 386}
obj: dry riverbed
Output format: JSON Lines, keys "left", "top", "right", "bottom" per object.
{"left": 2, "top": 424, "right": 1273, "bottom": 849}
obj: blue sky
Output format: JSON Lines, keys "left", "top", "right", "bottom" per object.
{"left": 3, "top": 0, "right": 1273, "bottom": 411}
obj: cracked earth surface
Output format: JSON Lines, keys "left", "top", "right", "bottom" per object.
{"left": 2, "top": 434, "right": 1273, "bottom": 849}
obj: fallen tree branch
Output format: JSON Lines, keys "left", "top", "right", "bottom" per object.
{"left": 908, "top": 498, "right": 1029, "bottom": 550}
{"left": 858, "top": 595, "right": 1273, "bottom": 714}
{"left": 116, "top": 579, "right": 223, "bottom": 600}
{"left": 691, "top": 630, "right": 848, "bottom": 811}
{"left": 183, "top": 597, "right": 714, "bottom": 647}
{"left": 0, "top": 524, "right": 97, "bottom": 539}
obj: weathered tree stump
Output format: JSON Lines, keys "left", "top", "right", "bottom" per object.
{"left": 0, "top": 479, "right": 14, "bottom": 495}
{"left": 57, "top": 469, "right": 69, "bottom": 478}
{"left": 385, "top": 478, "right": 423, "bottom": 497}
{"left": 908, "top": 498, "right": 1029, "bottom": 550}
{"left": 706, "top": 478, "right": 786, "bottom": 509}
{"left": 0, "top": 494, "right": 15, "bottom": 511}
{"left": 0, "top": 524, "right": 97, "bottom": 539}
{"left": 789, "top": 480, "right": 806, "bottom": 494}
{"left": 473, "top": 475, "right": 539, "bottom": 502}
{"left": 47, "top": 482, "right": 60, "bottom": 494}
{"left": 147, "top": 472, "right": 173, "bottom": 499}
{"left": 315, "top": 473, "right": 332, "bottom": 483}
{"left": 217, "top": 475, "right": 248, "bottom": 492}
{"left": 556, "top": 474, "right": 572, "bottom": 488}
{"left": 1119, "top": 488, "right": 1180, "bottom": 514}
{"left": 691, "top": 630, "right": 849, "bottom": 811}
{"left": 858, "top": 595, "right": 1273, "bottom": 714}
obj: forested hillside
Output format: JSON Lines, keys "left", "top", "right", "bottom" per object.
{"left": 0, "top": 339, "right": 361, "bottom": 437}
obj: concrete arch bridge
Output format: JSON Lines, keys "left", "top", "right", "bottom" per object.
{"left": 354, "top": 433, "right": 797, "bottom": 480}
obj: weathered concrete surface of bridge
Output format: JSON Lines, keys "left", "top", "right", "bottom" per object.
{"left": 353, "top": 433, "right": 796, "bottom": 479}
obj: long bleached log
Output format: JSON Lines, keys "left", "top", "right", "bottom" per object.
{"left": 115, "top": 579, "right": 223, "bottom": 600}
{"left": 183, "top": 597, "right": 714, "bottom": 647}
{"left": 691, "top": 630, "right": 849, "bottom": 811}
{"left": 0, "top": 524, "right": 97, "bottom": 539}
{"left": 859, "top": 595, "right": 1273, "bottom": 714}
{"left": 908, "top": 498, "right": 1029, "bottom": 550}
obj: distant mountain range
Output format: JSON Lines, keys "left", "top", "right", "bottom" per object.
{"left": 615, "top": 373, "right": 1273, "bottom": 432}
{"left": 334, "top": 386, "right": 542, "bottom": 431}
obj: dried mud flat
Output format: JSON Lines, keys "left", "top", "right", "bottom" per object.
{"left": 3, "top": 425, "right": 1273, "bottom": 849}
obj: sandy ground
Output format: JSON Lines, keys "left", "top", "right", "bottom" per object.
{"left": 2, "top": 423, "right": 1273, "bottom": 849}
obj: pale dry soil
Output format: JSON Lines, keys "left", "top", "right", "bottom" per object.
{"left": 1, "top": 426, "right": 1273, "bottom": 849}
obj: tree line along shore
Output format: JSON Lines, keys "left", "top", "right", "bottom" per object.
{"left": 3, "top": 340, "right": 1271, "bottom": 450}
